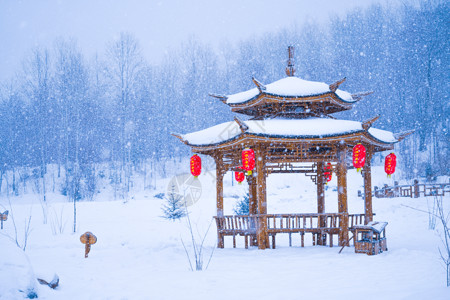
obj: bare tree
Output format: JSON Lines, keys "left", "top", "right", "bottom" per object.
{"left": 54, "top": 39, "right": 89, "bottom": 232}
{"left": 105, "top": 32, "right": 144, "bottom": 201}
{"left": 22, "top": 47, "right": 51, "bottom": 224}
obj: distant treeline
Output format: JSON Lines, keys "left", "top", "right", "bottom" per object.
{"left": 0, "top": 0, "right": 448, "bottom": 199}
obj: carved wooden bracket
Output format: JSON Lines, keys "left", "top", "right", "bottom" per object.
{"left": 362, "top": 115, "right": 380, "bottom": 130}
{"left": 171, "top": 133, "right": 187, "bottom": 144}
{"left": 329, "top": 77, "right": 346, "bottom": 92}
{"left": 394, "top": 130, "right": 415, "bottom": 141}
{"left": 351, "top": 91, "right": 373, "bottom": 101}
{"left": 252, "top": 77, "right": 266, "bottom": 93}
{"left": 209, "top": 93, "right": 228, "bottom": 103}
{"left": 234, "top": 116, "right": 249, "bottom": 133}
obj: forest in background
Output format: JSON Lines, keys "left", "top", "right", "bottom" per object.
{"left": 0, "top": 1, "right": 448, "bottom": 202}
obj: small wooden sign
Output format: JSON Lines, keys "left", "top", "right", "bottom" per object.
{"left": 80, "top": 232, "right": 97, "bottom": 258}
{"left": 0, "top": 210, "right": 8, "bottom": 229}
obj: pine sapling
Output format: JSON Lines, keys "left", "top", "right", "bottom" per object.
{"left": 161, "top": 185, "right": 186, "bottom": 221}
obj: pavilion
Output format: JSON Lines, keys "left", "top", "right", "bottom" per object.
{"left": 173, "top": 47, "right": 412, "bottom": 250}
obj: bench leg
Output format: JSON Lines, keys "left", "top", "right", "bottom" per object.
{"left": 245, "top": 235, "right": 248, "bottom": 249}
{"left": 233, "top": 235, "right": 236, "bottom": 248}
{"left": 313, "top": 233, "right": 316, "bottom": 246}
{"left": 218, "top": 233, "right": 224, "bottom": 248}
{"left": 272, "top": 235, "right": 276, "bottom": 249}
{"left": 289, "top": 233, "right": 292, "bottom": 247}
{"left": 329, "top": 233, "right": 333, "bottom": 248}
{"left": 301, "top": 233, "right": 304, "bottom": 247}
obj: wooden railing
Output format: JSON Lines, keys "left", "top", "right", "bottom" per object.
{"left": 358, "top": 180, "right": 450, "bottom": 199}
{"left": 214, "top": 213, "right": 369, "bottom": 249}
{"left": 214, "top": 215, "right": 257, "bottom": 235}
{"left": 264, "top": 213, "right": 340, "bottom": 233}
{"left": 216, "top": 213, "right": 365, "bottom": 235}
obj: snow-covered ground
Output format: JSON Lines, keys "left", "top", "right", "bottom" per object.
{"left": 1, "top": 167, "right": 449, "bottom": 299}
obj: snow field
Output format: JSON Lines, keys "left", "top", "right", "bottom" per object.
{"left": 1, "top": 167, "right": 449, "bottom": 299}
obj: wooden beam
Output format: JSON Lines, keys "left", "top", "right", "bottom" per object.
{"left": 209, "top": 93, "right": 228, "bottom": 103}
{"left": 234, "top": 116, "right": 249, "bottom": 133}
{"left": 351, "top": 91, "right": 373, "bottom": 101}
{"left": 362, "top": 115, "right": 380, "bottom": 130}
{"left": 252, "top": 77, "right": 266, "bottom": 93}
{"left": 394, "top": 130, "right": 415, "bottom": 141}
{"left": 329, "top": 77, "right": 346, "bottom": 92}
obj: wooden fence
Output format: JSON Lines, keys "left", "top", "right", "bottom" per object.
{"left": 358, "top": 180, "right": 450, "bottom": 199}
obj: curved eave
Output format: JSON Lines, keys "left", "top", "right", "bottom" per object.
{"left": 229, "top": 92, "right": 354, "bottom": 113}
{"left": 184, "top": 130, "right": 396, "bottom": 154}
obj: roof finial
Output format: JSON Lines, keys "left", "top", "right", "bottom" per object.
{"left": 285, "top": 46, "right": 295, "bottom": 77}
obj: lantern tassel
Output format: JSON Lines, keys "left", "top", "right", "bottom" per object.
{"left": 247, "top": 171, "right": 252, "bottom": 176}
{"left": 357, "top": 168, "right": 361, "bottom": 172}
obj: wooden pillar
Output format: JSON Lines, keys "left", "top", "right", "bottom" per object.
{"left": 247, "top": 175, "right": 258, "bottom": 215}
{"left": 363, "top": 150, "right": 373, "bottom": 224}
{"left": 337, "top": 145, "right": 349, "bottom": 247}
{"left": 316, "top": 162, "right": 326, "bottom": 245}
{"left": 255, "top": 146, "right": 268, "bottom": 250}
{"left": 215, "top": 154, "right": 225, "bottom": 248}
{"left": 247, "top": 174, "right": 258, "bottom": 246}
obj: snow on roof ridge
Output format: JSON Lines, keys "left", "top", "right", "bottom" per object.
{"left": 181, "top": 118, "right": 396, "bottom": 146}
{"left": 226, "top": 76, "right": 355, "bottom": 104}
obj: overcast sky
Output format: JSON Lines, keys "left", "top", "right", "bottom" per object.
{"left": 0, "top": 0, "right": 409, "bottom": 81}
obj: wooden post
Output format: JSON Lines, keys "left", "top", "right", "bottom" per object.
{"left": 255, "top": 146, "right": 268, "bottom": 250}
{"left": 414, "top": 179, "right": 420, "bottom": 198}
{"left": 363, "top": 150, "right": 373, "bottom": 224}
{"left": 316, "top": 162, "right": 326, "bottom": 245}
{"left": 337, "top": 145, "right": 349, "bottom": 247}
{"left": 394, "top": 181, "right": 399, "bottom": 197}
{"left": 215, "top": 153, "right": 225, "bottom": 248}
{"left": 247, "top": 174, "right": 258, "bottom": 246}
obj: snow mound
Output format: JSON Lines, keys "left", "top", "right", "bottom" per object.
{"left": 0, "top": 235, "right": 38, "bottom": 299}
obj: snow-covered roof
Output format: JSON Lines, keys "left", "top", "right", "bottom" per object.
{"left": 226, "top": 77, "right": 354, "bottom": 104}
{"left": 180, "top": 118, "right": 397, "bottom": 146}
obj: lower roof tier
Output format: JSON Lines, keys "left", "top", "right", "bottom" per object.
{"left": 177, "top": 117, "right": 399, "bottom": 152}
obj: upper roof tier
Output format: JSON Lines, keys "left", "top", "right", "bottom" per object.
{"left": 211, "top": 76, "right": 372, "bottom": 118}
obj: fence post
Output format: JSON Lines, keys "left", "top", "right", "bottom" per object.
{"left": 414, "top": 179, "right": 420, "bottom": 198}
{"left": 394, "top": 181, "right": 399, "bottom": 197}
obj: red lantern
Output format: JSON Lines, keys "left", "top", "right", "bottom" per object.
{"left": 190, "top": 154, "right": 201, "bottom": 177}
{"left": 235, "top": 172, "right": 245, "bottom": 184}
{"left": 352, "top": 143, "right": 366, "bottom": 172}
{"left": 385, "top": 153, "right": 396, "bottom": 178}
{"left": 324, "top": 162, "right": 332, "bottom": 183}
{"left": 242, "top": 148, "right": 255, "bottom": 175}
